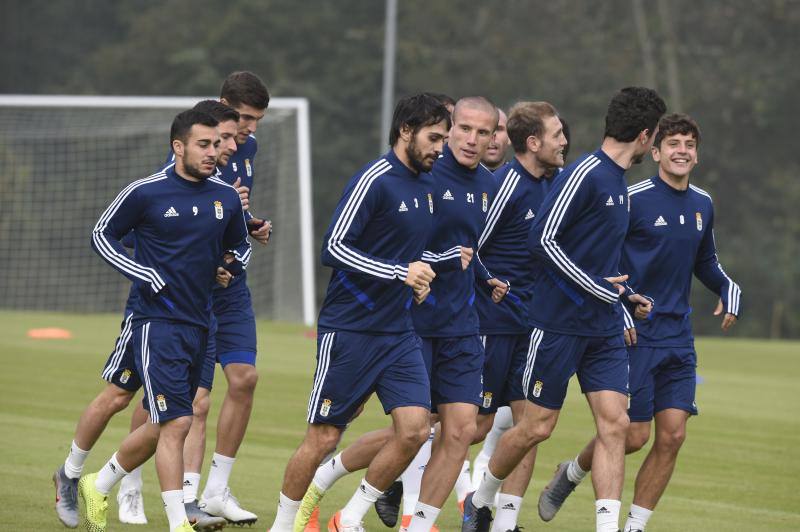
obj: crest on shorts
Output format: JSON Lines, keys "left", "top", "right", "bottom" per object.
{"left": 120, "top": 369, "right": 132, "bottom": 384}
{"left": 482, "top": 392, "right": 493, "bottom": 409}
{"left": 695, "top": 212, "right": 703, "bottom": 231}
{"left": 320, "top": 398, "right": 332, "bottom": 417}
{"left": 427, "top": 193, "right": 434, "bottom": 214}
{"left": 214, "top": 200, "right": 224, "bottom": 220}
{"left": 156, "top": 394, "right": 167, "bottom": 412}
{"left": 533, "top": 380, "right": 543, "bottom": 398}
{"left": 482, "top": 192, "right": 488, "bottom": 212}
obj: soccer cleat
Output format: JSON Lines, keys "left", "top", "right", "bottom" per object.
{"left": 185, "top": 499, "right": 227, "bottom": 531}
{"left": 398, "top": 514, "right": 440, "bottom": 531}
{"left": 53, "top": 466, "right": 80, "bottom": 528}
{"left": 199, "top": 487, "right": 257, "bottom": 525}
{"left": 78, "top": 473, "right": 108, "bottom": 532}
{"left": 461, "top": 492, "right": 493, "bottom": 532}
{"left": 174, "top": 519, "right": 200, "bottom": 531}
{"left": 294, "top": 483, "right": 326, "bottom": 531}
{"left": 373, "top": 479, "right": 402, "bottom": 527}
{"left": 117, "top": 487, "right": 148, "bottom": 524}
{"left": 305, "top": 506, "right": 321, "bottom": 532}
{"left": 457, "top": 498, "right": 465, "bottom": 516}
{"left": 327, "top": 510, "right": 365, "bottom": 532}
{"left": 537, "top": 461, "right": 577, "bottom": 522}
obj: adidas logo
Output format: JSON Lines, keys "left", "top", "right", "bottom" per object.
{"left": 654, "top": 215, "right": 667, "bottom": 226}
{"left": 183, "top": 479, "right": 192, "bottom": 486}
{"left": 443, "top": 189, "right": 454, "bottom": 200}
{"left": 597, "top": 506, "right": 610, "bottom": 514}
{"left": 525, "top": 209, "right": 535, "bottom": 220}
{"left": 501, "top": 502, "right": 516, "bottom": 510}
{"left": 605, "top": 195, "right": 614, "bottom": 206}
{"left": 109, "top": 463, "right": 116, "bottom": 473}
{"left": 415, "top": 510, "right": 426, "bottom": 518}
{"left": 163, "top": 206, "right": 179, "bottom": 217}
{"left": 398, "top": 201, "right": 408, "bottom": 212}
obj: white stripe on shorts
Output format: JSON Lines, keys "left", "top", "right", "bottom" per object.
{"left": 102, "top": 313, "right": 133, "bottom": 381}
{"left": 140, "top": 322, "right": 159, "bottom": 423}
{"left": 307, "top": 332, "right": 335, "bottom": 423}
{"left": 522, "top": 328, "right": 544, "bottom": 397}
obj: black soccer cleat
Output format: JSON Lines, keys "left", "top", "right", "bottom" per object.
{"left": 461, "top": 492, "right": 493, "bottom": 532}
{"left": 374, "top": 480, "right": 403, "bottom": 527}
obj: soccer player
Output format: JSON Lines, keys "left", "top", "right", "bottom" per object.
{"left": 78, "top": 109, "right": 251, "bottom": 532}
{"left": 537, "top": 113, "right": 741, "bottom": 532}
{"left": 481, "top": 107, "right": 510, "bottom": 171}
{"left": 463, "top": 87, "right": 666, "bottom": 532}
{"left": 470, "top": 101, "right": 568, "bottom": 532}
{"left": 403, "top": 96, "right": 508, "bottom": 532}
{"left": 268, "top": 93, "right": 450, "bottom": 532}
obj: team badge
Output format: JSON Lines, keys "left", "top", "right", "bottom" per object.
{"left": 482, "top": 192, "right": 488, "bottom": 212}
{"left": 156, "top": 394, "right": 167, "bottom": 412}
{"left": 320, "top": 398, "right": 332, "bottom": 417}
{"left": 120, "top": 369, "right": 132, "bottom": 384}
{"left": 532, "top": 380, "right": 543, "bottom": 398}
{"left": 482, "top": 392, "right": 493, "bottom": 409}
{"left": 214, "top": 200, "right": 224, "bottom": 220}
{"left": 245, "top": 158, "right": 252, "bottom": 177}
{"left": 427, "top": 193, "right": 434, "bottom": 213}
{"left": 695, "top": 212, "right": 703, "bottom": 231}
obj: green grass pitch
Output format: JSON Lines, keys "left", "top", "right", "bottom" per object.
{"left": 1, "top": 310, "right": 798, "bottom": 530}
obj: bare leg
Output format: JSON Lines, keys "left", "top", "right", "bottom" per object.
{"left": 340, "top": 427, "right": 394, "bottom": 471}
{"left": 73, "top": 384, "right": 136, "bottom": 450}
{"left": 585, "top": 390, "right": 629, "bottom": 500}
{"left": 631, "top": 409, "right": 689, "bottom": 509}
{"left": 215, "top": 363, "right": 258, "bottom": 457}
{"left": 577, "top": 421, "right": 651, "bottom": 472}
{"left": 364, "top": 406, "right": 431, "bottom": 490}
{"left": 154, "top": 416, "right": 193, "bottom": 492}
{"left": 280, "top": 423, "right": 344, "bottom": 500}
{"left": 496, "top": 400, "right": 537, "bottom": 497}
{"left": 184, "top": 387, "right": 211, "bottom": 474}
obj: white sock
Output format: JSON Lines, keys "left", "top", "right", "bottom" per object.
{"left": 406, "top": 502, "right": 441, "bottom": 532}
{"left": 492, "top": 493, "right": 522, "bottom": 532}
{"left": 119, "top": 465, "right": 143, "bottom": 493}
{"left": 596, "top": 499, "right": 621, "bottom": 532}
{"left": 454, "top": 460, "right": 472, "bottom": 503}
{"left": 401, "top": 432, "right": 432, "bottom": 515}
{"left": 183, "top": 472, "right": 201, "bottom": 503}
{"left": 95, "top": 453, "right": 129, "bottom": 495}
{"left": 202, "top": 452, "right": 235, "bottom": 499}
{"left": 312, "top": 452, "right": 350, "bottom": 491}
{"left": 567, "top": 455, "right": 588, "bottom": 484}
{"left": 270, "top": 492, "right": 301, "bottom": 532}
{"left": 64, "top": 440, "right": 89, "bottom": 479}
{"left": 162, "top": 489, "right": 188, "bottom": 530}
{"left": 472, "top": 468, "right": 503, "bottom": 509}
{"left": 624, "top": 503, "right": 653, "bottom": 531}
{"left": 486, "top": 408, "right": 513, "bottom": 456}
{"left": 341, "top": 479, "right": 382, "bottom": 526}
{"left": 471, "top": 449, "right": 491, "bottom": 491}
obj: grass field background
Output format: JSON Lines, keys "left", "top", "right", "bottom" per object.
{"left": 1, "top": 310, "right": 799, "bottom": 531}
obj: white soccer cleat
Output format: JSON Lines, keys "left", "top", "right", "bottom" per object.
{"left": 199, "top": 487, "right": 257, "bottom": 525}
{"left": 117, "top": 488, "right": 148, "bottom": 524}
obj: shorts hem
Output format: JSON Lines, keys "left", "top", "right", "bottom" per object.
{"left": 217, "top": 350, "right": 257, "bottom": 367}
{"left": 382, "top": 400, "right": 431, "bottom": 415}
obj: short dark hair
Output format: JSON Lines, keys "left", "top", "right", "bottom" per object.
{"left": 430, "top": 92, "right": 456, "bottom": 109}
{"left": 604, "top": 87, "right": 666, "bottom": 142}
{"left": 192, "top": 99, "right": 240, "bottom": 123}
{"left": 506, "top": 101, "right": 559, "bottom": 153}
{"left": 220, "top": 71, "right": 270, "bottom": 110}
{"left": 653, "top": 113, "right": 701, "bottom": 149}
{"left": 388, "top": 93, "right": 452, "bottom": 146}
{"left": 170, "top": 109, "right": 218, "bottom": 144}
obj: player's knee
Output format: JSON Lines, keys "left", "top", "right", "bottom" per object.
{"left": 192, "top": 392, "right": 210, "bottom": 421}
{"left": 655, "top": 425, "right": 686, "bottom": 454}
{"left": 161, "top": 415, "right": 193, "bottom": 440}
{"left": 599, "top": 410, "right": 630, "bottom": 442}
{"left": 395, "top": 422, "right": 430, "bottom": 452}
{"left": 444, "top": 418, "right": 477, "bottom": 447}
{"left": 306, "top": 425, "right": 341, "bottom": 456}
{"left": 626, "top": 428, "right": 650, "bottom": 453}
{"left": 228, "top": 365, "right": 258, "bottom": 396}
{"left": 472, "top": 415, "right": 494, "bottom": 444}
{"left": 104, "top": 386, "right": 135, "bottom": 414}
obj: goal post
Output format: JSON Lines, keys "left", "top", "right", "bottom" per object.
{"left": 0, "top": 94, "right": 316, "bottom": 326}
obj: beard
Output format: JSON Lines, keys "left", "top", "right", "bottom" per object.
{"left": 184, "top": 159, "right": 215, "bottom": 180}
{"left": 406, "top": 139, "right": 433, "bottom": 173}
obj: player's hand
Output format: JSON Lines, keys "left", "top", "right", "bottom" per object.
{"left": 624, "top": 326, "right": 637, "bottom": 346}
{"left": 604, "top": 274, "right": 629, "bottom": 296}
{"left": 628, "top": 293, "right": 653, "bottom": 319}
{"left": 413, "top": 284, "right": 430, "bottom": 305}
{"left": 460, "top": 246, "right": 474, "bottom": 270}
{"left": 216, "top": 266, "right": 233, "bottom": 288}
{"left": 405, "top": 261, "right": 435, "bottom": 290}
{"left": 714, "top": 299, "right": 737, "bottom": 331}
{"left": 248, "top": 218, "right": 272, "bottom": 246}
{"left": 233, "top": 177, "right": 250, "bottom": 211}
{"left": 487, "top": 278, "right": 509, "bottom": 303}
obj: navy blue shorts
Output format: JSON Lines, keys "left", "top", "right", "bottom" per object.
{"left": 133, "top": 321, "right": 208, "bottom": 423}
{"left": 197, "top": 314, "right": 219, "bottom": 391}
{"left": 101, "top": 311, "right": 141, "bottom": 392}
{"left": 422, "top": 335, "right": 484, "bottom": 411}
{"left": 213, "top": 286, "right": 257, "bottom": 367}
{"left": 522, "top": 328, "right": 628, "bottom": 410}
{"left": 628, "top": 345, "right": 698, "bottom": 422}
{"left": 479, "top": 334, "right": 528, "bottom": 414}
{"left": 307, "top": 330, "right": 430, "bottom": 427}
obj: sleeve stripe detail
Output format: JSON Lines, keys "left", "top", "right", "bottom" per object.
{"left": 327, "top": 159, "right": 400, "bottom": 279}
{"left": 627, "top": 179, "right": 654, "bottom": 193}
{"left": 478, "top": 167, "right": 520, "bottom": 250}
{"left": 719, "top": 262, "right": 741, "bottom": 315}
{"left": 628, "top": 183, "right": 654, "bottom": 196}
{"left": 422, "top": 246, "right": 461, "bottom": 262}
{"left": 92, "top": 174, "right": 168, "bottom": 290}
{"left": 622, "top": 304, "right": 634, "bottom": 329}
{"left": 540, "top": 155, "right": 618, "bottom": 303}
{"left": 689, "top": 183, "right": 712, "bottom": 200}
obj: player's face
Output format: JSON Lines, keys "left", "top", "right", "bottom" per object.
{"left": 178, "top": 124, "right": 220, "bottom": 180}
{"left": 232, "top": 103, "right": 266, "bottom": 144}
{"left": 483, "top": 110, "right": 509, "bottom": 168}
{"left": 216, "top": 119, "right": 238, "bottom": 167}
{"left": 536, "top": 115, "right": 569, "bottom": 169}
{"left": 449, "top": 106, "right": 496, "bottom": 169}
{"left": 406, "top": 120, "right": 449, "bottom": 173}
{"left": 652, "top": 132, "right": 698, "bottom": 179}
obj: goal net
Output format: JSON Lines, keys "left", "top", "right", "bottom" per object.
{"left": 0, "top": 95, "right": 316, "bottom": 325}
